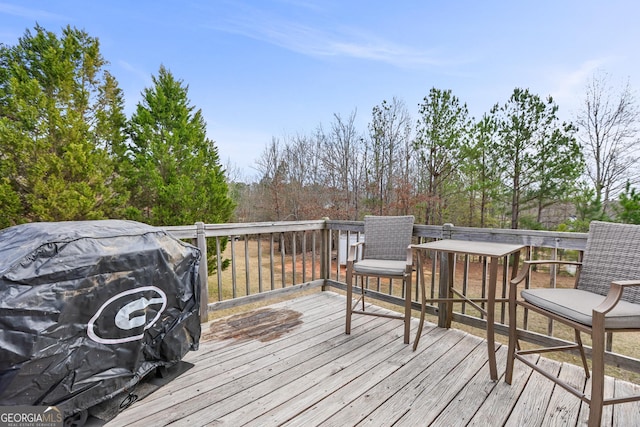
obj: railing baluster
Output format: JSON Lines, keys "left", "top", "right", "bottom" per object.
{"left": 292, "top": 231, "right": 297, "bottom": 286}
{"left": 480, "top": 256, "right": 487, "bottom": 320}
{"left": 270, "top": 233, "right": 275, "bottom": 290}
{"left": 280, "top": 232, "right": 286, "bottom": 288}
{"left": 312, "top": 231, "right": 317, "bottom": 281}
{"left": 230, "top": 236, "right": 237, "bottom": 298}
{"left": 257, "top": 233, "right": 263, "bottom": 293}
{"left": 547, "top": 246, "right": 558, "bottom": 337}
{"left": 244, "top": 235, "right": 250, "bottom": 296}
{"left": 302, "top": 231, "right": 307, "bottom": 283}
{"left": 161, "top": 220, "right": 640, "bottom": 377}
{"left": 216, "top": 236, "right": 222, "bottom": 301}
{"left": 334, "top": 230, "right": 340, "bottom": 281}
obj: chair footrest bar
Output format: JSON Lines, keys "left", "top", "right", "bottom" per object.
{"left": 350, "top": 310, "right": 405, "bottom": 321}
{"left": 604, "top": 394, "right": 640, "bottom": 406}
{"left": 515, "top": 354, "right": 588, "bottom": 402}
{"left": 516, "top": 344, "right": 582, "bottom": 356}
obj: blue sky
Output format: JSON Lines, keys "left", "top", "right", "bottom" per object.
{"left": 1, "top": 1, "right": 638, "bottom": 180}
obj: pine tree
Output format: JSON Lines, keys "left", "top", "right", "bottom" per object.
{"left": 0, "top": 25, "right": 128, "bottom": 227}
{"left": 126, "top": 65, "right": 235, "bottom": 227}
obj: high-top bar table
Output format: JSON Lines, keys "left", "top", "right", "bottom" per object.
{"left": 412, "top": 240, "right": 525, "bottom": 381}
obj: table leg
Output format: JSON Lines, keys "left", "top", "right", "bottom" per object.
{"left": 404, "top": 259, "right": 412, "bottom": 344}
{"left": 437, "top": 251, "right": 455, "bottom": 328}
{"left": 487, "top": 256, "right": 499, "bottom": 381}
{"left": 445, "top": 252, "right": 455, "bottom": 328}
{"left": 413, "top": 250, "right": 427, "bottom": 351}
{"left": 511, "top": 250, "right": 521, "bottom": 280}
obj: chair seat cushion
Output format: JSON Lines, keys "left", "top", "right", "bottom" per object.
{"left": 521, "top": 288, "right": 640, "bottom": 329}
{"left": 353, "top": 259, "right": 408, "bottom": 276}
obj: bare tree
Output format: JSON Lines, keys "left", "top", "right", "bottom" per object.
{"left": 255, "top": 138, "right": 287, "bottom": 220}
{"left": 365, "top": 97, "right": 414, "bottom": 215}
{"left": 576, "top": 71, "right": 640, "bottom": 212}
{"left": 318, "top": 111, "right": 365, "bottom": 220}
{"left": 283, "top": 133, "right": 326, "bottom": 220}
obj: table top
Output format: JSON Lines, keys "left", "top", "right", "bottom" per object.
{"left": 412, "top": 239, "right": 525, "bottom": 258}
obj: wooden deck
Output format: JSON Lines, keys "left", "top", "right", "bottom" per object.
{"left": 101, "top": 291, "right": 640, "bottom": 426}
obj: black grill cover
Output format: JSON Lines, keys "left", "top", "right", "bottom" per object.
{"left": 0, "top": 220, "right": 201, "bottom": 417}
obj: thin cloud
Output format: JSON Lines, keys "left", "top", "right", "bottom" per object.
{"left": 0, "top": 2, "right": 67, "bottom": 21}
{"left": 272, "top": 0, "right": 325, "bottom": 13}
{"left": 548, "top": 58, "right": 610, "bottom": 113}
{"left": 210, "top": 9, "right": 446, "bottom": 69}
{"left": 117, "top": 60, "right": 153, "bottom": 85}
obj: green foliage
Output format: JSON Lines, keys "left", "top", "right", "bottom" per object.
{"left": 0, "top": 25, "right": 128, "bottom": 224}
{"left": 125, "top": 65, "right": 235, "bottom": 272}
{"left": 1, "top": 24, "right": 624, "bottom": 242}
{"left": 518, "top": 215, "right": 544, "bottom": 230}
{"left": 491, "top": 88, "right": 584, "bottom": 229}
{"left": 617, "top": 182, "right": 640, "bottom": 224}
{"left": 126, "top": 65, "right": 234, "bottom": 226}
{"left": 0, "top": 178, "right": 20, "bottom": 229}
{"left": 556, "top": 183, "right": 611, "bottom": 231}
{"left": 414, "top": 88, "right": 471, "bottom": 224}
{"left": 573, "top": 183, "right": 608, "bottom": 222}
{"left": 460, "top": 114, "right": 504, "bottom": 227}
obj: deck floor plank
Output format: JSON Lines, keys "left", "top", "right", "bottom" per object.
{"left": 612, "top": 380, "right": 640, "bottom": 426}
{"left": 229, "top": 321, "right": 419, "bottom": 426}
{"left": 106, "top": 293, "right": 350, "bottom": 425}
{"left": 314, "top": 326, "right": 465, "bottom": 427}
{"left": 577, "top": 374, "right": 616, "bottom": 426}
{"left": 392, "top": 337, "right": 495, "bottom": 427}
{"left": 542, "top": 362, "right": 587, "bottom": 427}
{"left": 283, "top": 326, "right": 450, "bottom": 427}
{"left": 428, "top": 346, "right": 508, "bottom": 426}
{"left": 110, "top": 296, "right": 383, "bottom": 426}
{"left": 504, "top": 358, "right": 561, "bottom": 427}
{"left": 356, "top": 333, "right": 484, "bottom": 427}
{"left": 194, "top": 316, "right": 403, "bottom": 426}
{"left": 99, "top": 291, "right": 639, "bottom": 427}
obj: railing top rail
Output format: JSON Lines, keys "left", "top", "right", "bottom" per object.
{"left": 445, "top": 225, "right": 588, "bottom": 250}
{"left": 163, "top": 220, "right": 327, "bottom": 239}
{"left": 326, "top": 221, "right": 588, "bottom": 251}
{"left": 203, "top": 220, "right": 327, "bottom": 237}
{"left": 163, "top": 219, "right": 588, "bottom": 251}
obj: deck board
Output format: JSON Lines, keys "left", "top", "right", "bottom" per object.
{"left": 100, "top": 291, "right": 640, "bottom": 426}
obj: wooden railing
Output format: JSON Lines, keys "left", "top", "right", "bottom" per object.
{"left": 164, "top": 220, "right": 330, "bottom": 318}
{"left": 163, "top": 220, "right": 640, "bottom": 374}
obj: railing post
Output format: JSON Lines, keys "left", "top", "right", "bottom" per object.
{"left": 438, "top": 223, "right": 454, "bottom": 328}
{"left": 195, "top": 222, "right": 209, "bottom": 322}
{"left": 321, "top": 218, "right": 330, "bottom": 289}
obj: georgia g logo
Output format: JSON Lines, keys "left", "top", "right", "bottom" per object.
{"left": 87, "top": 286, "right": 168, "bottom": 344}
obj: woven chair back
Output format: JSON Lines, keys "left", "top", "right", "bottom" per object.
{"left": 578, "top": 221, "right": 640, "bottom": 304}
{"left": 363, "top": 215, "right": 414, "bottom": 261}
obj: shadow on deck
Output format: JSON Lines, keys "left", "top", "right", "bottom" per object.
{"left": 98, "top": 291, "right": 640, "bottom": 426}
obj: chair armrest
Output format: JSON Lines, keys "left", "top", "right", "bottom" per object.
{"left": 522, "top": 260, "right": 582, "bottom": 266}
{"left": 510, "top": 259, "right": 583, "bottom": 285}
{"left": 405, "top": 245, "right": 413, "bottom": 266}
{"left": 347, "top": 241, "right": 365, "bottom": 262}
{"left": 594, "top": 280, "right": 640, "bottom": 315}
